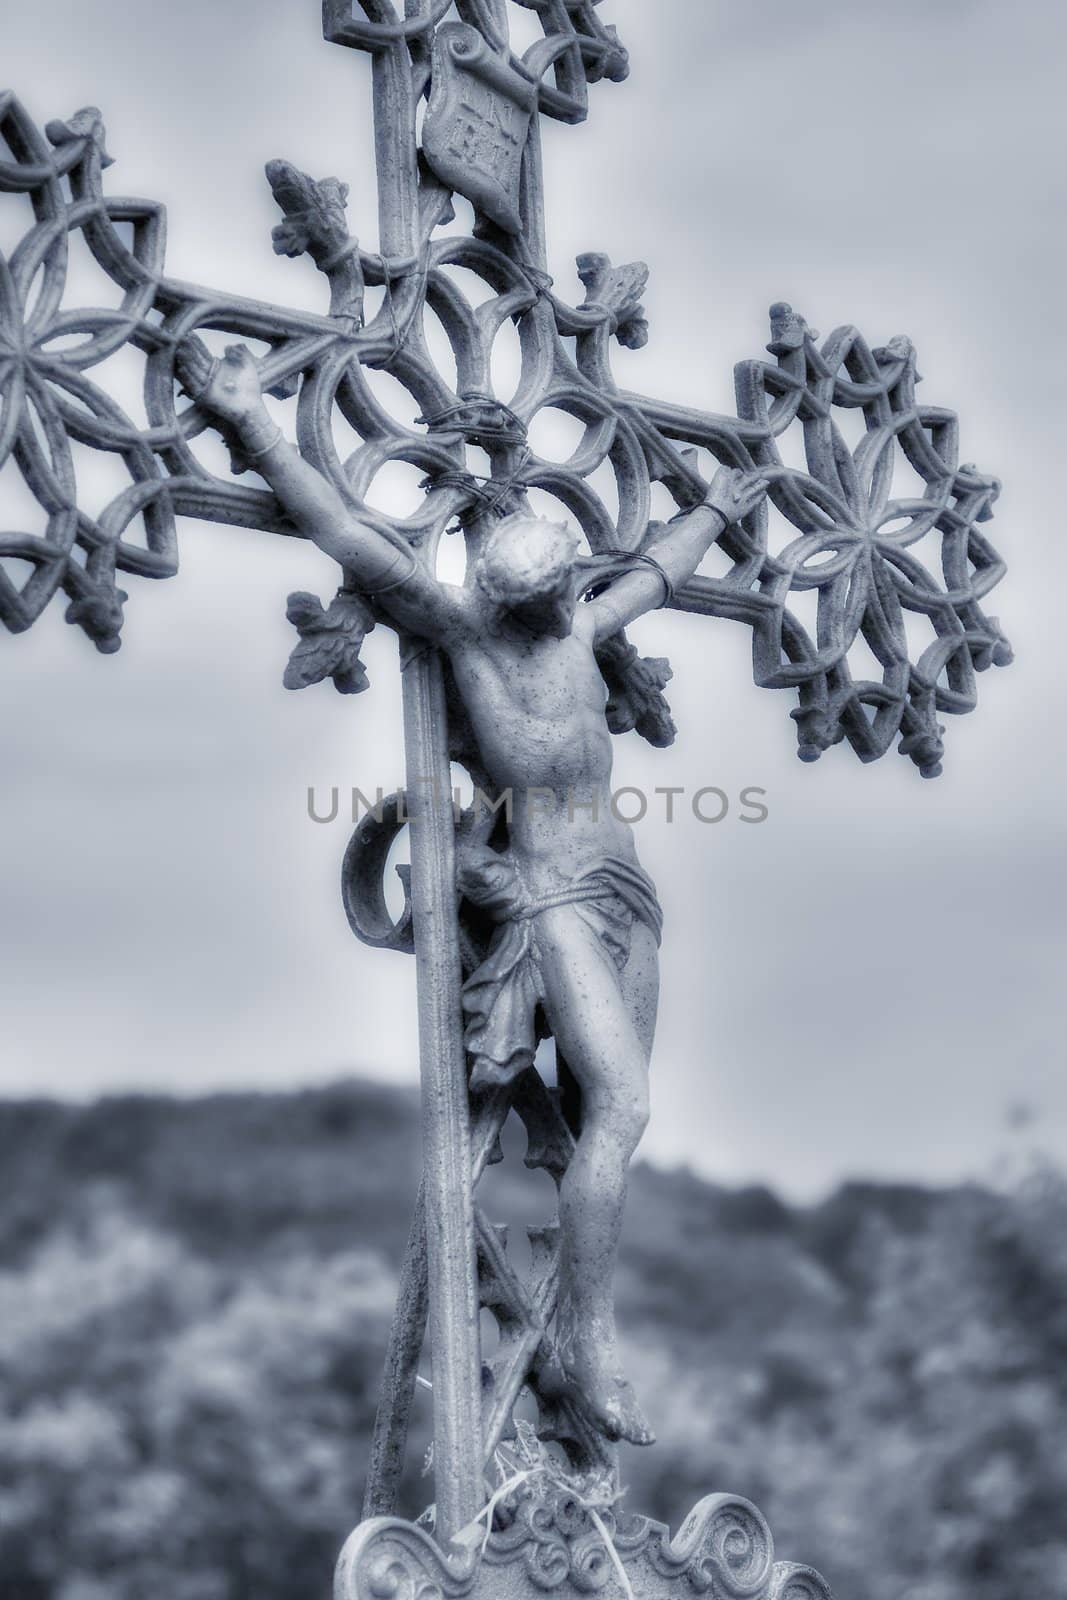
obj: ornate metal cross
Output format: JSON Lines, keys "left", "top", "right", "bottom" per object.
{"left": 0, "top": 3, "right": 1010, "bottom": 1596}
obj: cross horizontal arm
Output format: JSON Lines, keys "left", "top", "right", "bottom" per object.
{"left": 234, "top": 415, "right": 464, "bottom": 642}
{"left": 586, "top": 501, "right": 737, "bottom": 642}
{"left": 0, "top": 30, "right": 1010, "bottom": 774}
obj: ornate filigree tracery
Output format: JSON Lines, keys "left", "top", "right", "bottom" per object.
{"left": 0, "top": 85, "right": 1009, "bottom": 774}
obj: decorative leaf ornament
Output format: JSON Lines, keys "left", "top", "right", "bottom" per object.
{"left": 283, "top": 587, "right": 375, "bottom": 695}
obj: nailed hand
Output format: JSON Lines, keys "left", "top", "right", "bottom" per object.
{"left": 176, "top": 339, "right": 264, "bottom": 425}
{"left": 705, "top": 464, "right": 768, "bottom": 525}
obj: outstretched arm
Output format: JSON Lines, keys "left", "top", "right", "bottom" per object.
{"left": 176, "top": 342, "right": 464, "bottom": 642}
{"left": 588, "top": 466, "right": 766, "bottom": 643}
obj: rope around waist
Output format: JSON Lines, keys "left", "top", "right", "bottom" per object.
{"left": 510, "top": 884, "right": 612, "bottom": 921}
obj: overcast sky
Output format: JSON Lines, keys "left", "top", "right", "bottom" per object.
{"left": 1, "top": 0, "right": 1064, "bottom": 1200}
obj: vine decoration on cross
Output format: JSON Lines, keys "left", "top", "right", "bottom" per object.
{"left": 0, "top": 67, "right": 1009, "bottom": 778}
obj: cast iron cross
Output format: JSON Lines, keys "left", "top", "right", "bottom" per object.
{"left": 0, "top": 3, "right": 1010, "bottom": 1596}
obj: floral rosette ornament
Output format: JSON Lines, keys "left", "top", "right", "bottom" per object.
{"left": 732, "top": 304, "right": 1011, "bottom": 778}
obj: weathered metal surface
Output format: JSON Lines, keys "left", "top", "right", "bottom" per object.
{"left": 336, "top": 1489, "right": 832, "bottom": 1600}
{"left": 422, "top": 23, "right": 536, "bottom": 233}
{"left": 342, "top": 792, "right": 415, "bottom": 951}
{"left": 362, "top": 6, "right": 485, "bottom": 1539}
{"left": 322, "top": 0, "right": 629, "bottom": 125}
{"left": 400, "top": 643, "right": 484, "bottom": 1539}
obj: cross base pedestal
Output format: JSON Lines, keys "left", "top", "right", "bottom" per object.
{"left": 335, "top": 1485, "right": 832, "bottom": 1600}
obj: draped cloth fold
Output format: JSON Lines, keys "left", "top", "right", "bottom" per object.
{"left": 457, "top": 845, "right": 663, "bottom": 1092}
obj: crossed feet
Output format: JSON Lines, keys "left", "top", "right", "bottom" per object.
{"left": 545, "top": 1322, "right": 655, "bottom": 1447}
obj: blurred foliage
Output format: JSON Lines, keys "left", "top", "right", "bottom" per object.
{"left": 0, "top": 1084, "right": 1065, "bottom": 1599}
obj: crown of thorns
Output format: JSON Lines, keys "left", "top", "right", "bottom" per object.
{"left": 473, "top": 514, "right": 580, "bottom": 605}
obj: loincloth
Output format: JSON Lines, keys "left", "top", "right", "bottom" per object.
{"left": 457, "top": 845, "right": 662, "bottom": 1092}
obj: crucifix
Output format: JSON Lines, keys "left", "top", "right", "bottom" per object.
{"left": 0, "top": 3, "right": 1011, "bottom": 1597}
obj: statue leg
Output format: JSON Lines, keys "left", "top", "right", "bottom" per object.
{"left": 533, "top": 907, "right": 658, "bottom": 1446}
{"left": 619, "top": 915, "right": 660, "bottom": 1057}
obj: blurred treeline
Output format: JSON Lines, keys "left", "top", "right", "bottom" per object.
{"left": 0, "top": 1082, "right": 1065, "bottom": 1600}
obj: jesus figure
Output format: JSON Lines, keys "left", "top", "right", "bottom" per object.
{"left": 179, "top": 341, "right": 765, "bottom": 1446}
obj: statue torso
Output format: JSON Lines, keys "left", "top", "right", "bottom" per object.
{"left": 445, "top": 603, "right": 638, "bottom": 888}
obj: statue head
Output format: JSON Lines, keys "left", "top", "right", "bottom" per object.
{"left": 473, "top": 513, "right": 580, "bottom": 639}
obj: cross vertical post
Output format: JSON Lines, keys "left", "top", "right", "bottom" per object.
{"left": 363, "top": 13, "right": 483, "bottom": 1544}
